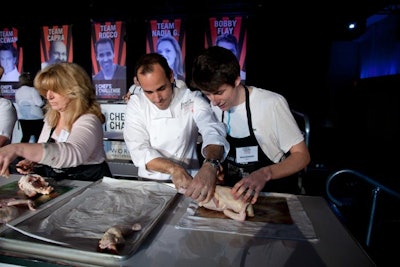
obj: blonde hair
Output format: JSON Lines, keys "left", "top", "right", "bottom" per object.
{"left": 34, "top": 62, "right": 105, "bottom": 130}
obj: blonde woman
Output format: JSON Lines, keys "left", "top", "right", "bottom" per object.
{"left": 0, "top": 62, "right": 111, "bottom": 181}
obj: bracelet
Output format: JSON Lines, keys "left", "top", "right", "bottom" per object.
{"left": 203, "top": 159, "right": 221, "bottom": 170}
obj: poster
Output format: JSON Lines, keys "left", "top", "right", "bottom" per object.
{"left": 91, "top": 21, "right": 127, "bottom": 100}
{"left": 146, "top": 18, "right": 186, "bottom": 81}
{"left": 205, "top": 16, "right": 247, "bottom": 83}
{"left": 0, "top": 27, "right": 22, "bottom": 100}
{"left": 40, "top": 25, "right": 73, "bottom": 69}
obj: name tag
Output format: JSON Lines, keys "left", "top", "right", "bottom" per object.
{"left": 58, "top": 129, "right": 70, "bottom": 142}
{"left": 236, "top": 146, "right": 258, "bottom": 164}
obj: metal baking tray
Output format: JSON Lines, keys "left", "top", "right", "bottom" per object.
{"left": 0, "top": 177, "right": 179, "bottom": 266}
{"left": 0, "top": 175, "right": 91, "bottom": 232}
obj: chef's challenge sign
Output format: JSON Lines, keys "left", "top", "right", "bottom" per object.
{"left": 101, "top": 104, "right": 130, "bottom": 160}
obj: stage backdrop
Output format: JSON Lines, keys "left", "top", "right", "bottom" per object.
{"left": 146, "top": 18, "right": 186, "bottom": 81}
{"left": 205, "top": 15, "right": 247, "bottom": 83}
{"left": 40, "top": 25, "right": 73, "bottom": 70}
{"left": 0, "top": 27, "right": 23, "bottom": 100}
{"left": 91, "top": 21, "right": 127, "bottom": 100}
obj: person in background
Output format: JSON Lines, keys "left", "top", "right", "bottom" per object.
{"left": 93, "top": 38, "right": 126, "bottom": 81}
{"left": 123, "top": 76, "right": 141, "bottom": 102}
{"left": 0, "top": 43, "right": 20, "bottom": 82}
{"left": 14, "top": 72, "right": 45, "bottom": 143}
{"left": 156, "top": 35, "right": 185, "bottom": 81}
{"left": 123, "top": 53, "right": 229, "bottom": 203}
{"left": 0, "top": 62, "right": 112, "bottom": 181}
{"left": 41, "top": 41, "right": 67, "bottom": 69}
{"left": 0, "top": 65, "right": 17, "bottom": 147}
{"left": 215, "top": 33, "right": 246, "bottom": 81}
{"left": 191, "top": 46, "right": 310, "bottom": 204}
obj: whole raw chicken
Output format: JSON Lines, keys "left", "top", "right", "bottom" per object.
{"left": 99, "top": 223, "right": 142, "bottom": 253}
{"left": 18, "top": 174, "right": 54, "bottom": 197}
{"left": 198, "top": 185, "right": 255, "bottom": 222}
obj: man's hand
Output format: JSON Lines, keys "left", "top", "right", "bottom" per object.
{"left": 231, "top": 166, "right": 272, "bottom": 205}
{"left": 170, "top": 166, "right": 193, "bottom": 193}
{"left": 185, "top": 163, "right": 218, "bottom": 203}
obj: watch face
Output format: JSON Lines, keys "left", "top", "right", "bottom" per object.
{"left": 204, "top": 159, "right": 220, "bottom": 169}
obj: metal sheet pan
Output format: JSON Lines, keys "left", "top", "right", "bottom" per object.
{"left": 0, "top": 175, "right": 91, "bottom": 232}
{"left": 0, "top": 177, "right": 178, "bottom": 266}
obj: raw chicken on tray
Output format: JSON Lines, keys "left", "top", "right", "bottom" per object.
{"left": 0, "top": 174, "right": 54, "bottom": 223}
{"left": 18, "top": 174, "right": 54, "bottom": 197}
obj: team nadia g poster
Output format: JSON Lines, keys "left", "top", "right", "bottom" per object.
{"left": 146, "top": 18, "right": 186, "bottom": 81}
{"left": 0, "top": 27, "right": 23, "bottom": 100}
{"left": 91, "top": 21, "right": 127, "bottom": 100}
{"left": 205, "top": 15, "right": 247, "bottom": 83}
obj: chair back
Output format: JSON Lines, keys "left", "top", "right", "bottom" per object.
{"left": 291, "top": 109, "right": 311, "bottom": 194}
{"left": 291, "top": 109, "right": 310, "bottom": 148}
{"left": 326, "top": 169, "right": 400, "bottom": 247}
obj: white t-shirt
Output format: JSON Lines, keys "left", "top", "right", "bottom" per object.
{"left": 212, "top": 86, "right": 304, "bottom": 163}
{"left": 0, "top": 98, "right": 17, "bottom": 141}
{"left": 15, "top": 85, "right": 44, "bottom": 120}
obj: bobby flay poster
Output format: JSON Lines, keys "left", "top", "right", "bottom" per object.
{"left": 146, "top": 18, "right": 186, "bottom": 81}
{"left": 205, "top": 15, "right": 247, "bottom": 83}
{"left": 91, "top": 21, "right": 127, "bottom": 100}
{"left": 0, "top": 27, "right": 23, "bottom": 100}
{"left": 40, "top": 25, "right": 73, "bottom": 70}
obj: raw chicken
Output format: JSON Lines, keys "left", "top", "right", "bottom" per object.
{"left": 0, "top": 198, "right": 36, "bottom": 223}
{"left": 18, "top": 174, "right": 54, "bottom": 197}
{"left": 198, "top": 185, "right": 255, "bottom": 222}
{"left": 98, "top": 223, "right": 142, "bottom": 253}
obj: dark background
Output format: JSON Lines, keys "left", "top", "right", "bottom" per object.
{"left": 1, "top": 0, "right": 399, "bottom": 189}
{"left": 1, "top": 1, "right": 400, "bottom": 265}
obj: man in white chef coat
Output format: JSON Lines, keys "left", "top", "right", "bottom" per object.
{"left": 123, "top": 53, "right": 229, "bottom": 203}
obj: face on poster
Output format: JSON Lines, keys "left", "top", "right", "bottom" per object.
{"left": 91, "top": 21, "right": 127, "bottom": 100}
{"left": 146, "top": 18, "right": 186, "bottom": 81}
{"left": 0, "top": 27, "right": 22, "bottom": 100}
{"left": 206, "top": 16, "right": 247, "bottom": 82}
{"left": 40, "top": 25, "right": 73, "bottom": 70}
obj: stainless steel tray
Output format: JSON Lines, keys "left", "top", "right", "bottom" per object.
{"left": 0, "top": 177, "right": 178, "bottom": 266}
{"left": 0, "top": 175, "right": 91, "bottom": 232}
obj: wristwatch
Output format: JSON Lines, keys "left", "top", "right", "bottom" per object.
{"left": 203, "top": 159, "right": 221, "bottom": 170}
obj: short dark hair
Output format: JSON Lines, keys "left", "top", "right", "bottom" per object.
{"left": 135, "top": 53, "right": 173, "bottom": 80}
{"left": 18, "top": 72, "right": 33, "bottom": 87}
{"left": 0, "top": 43, "right": 18, "bottom": 59}
{"left": 94, "top": 38, "right": 114, "bottom": 55}
{"left": 191, "top": 46, "right": 240, "bottom": 93}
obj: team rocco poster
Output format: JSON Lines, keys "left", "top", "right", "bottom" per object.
{"left": 91, "top": 21, "right": 127, "bottom": 100}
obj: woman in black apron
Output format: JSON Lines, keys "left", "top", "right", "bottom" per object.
{"left": 32, "top": 127, "right": 111, "bottom": 181}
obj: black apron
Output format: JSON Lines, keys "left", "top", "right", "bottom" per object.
{"left": 34, "top": 128, "right": 112, "bottom": 181}
{"left": 222, "top": 85, "right": 299, "bottom": 194}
